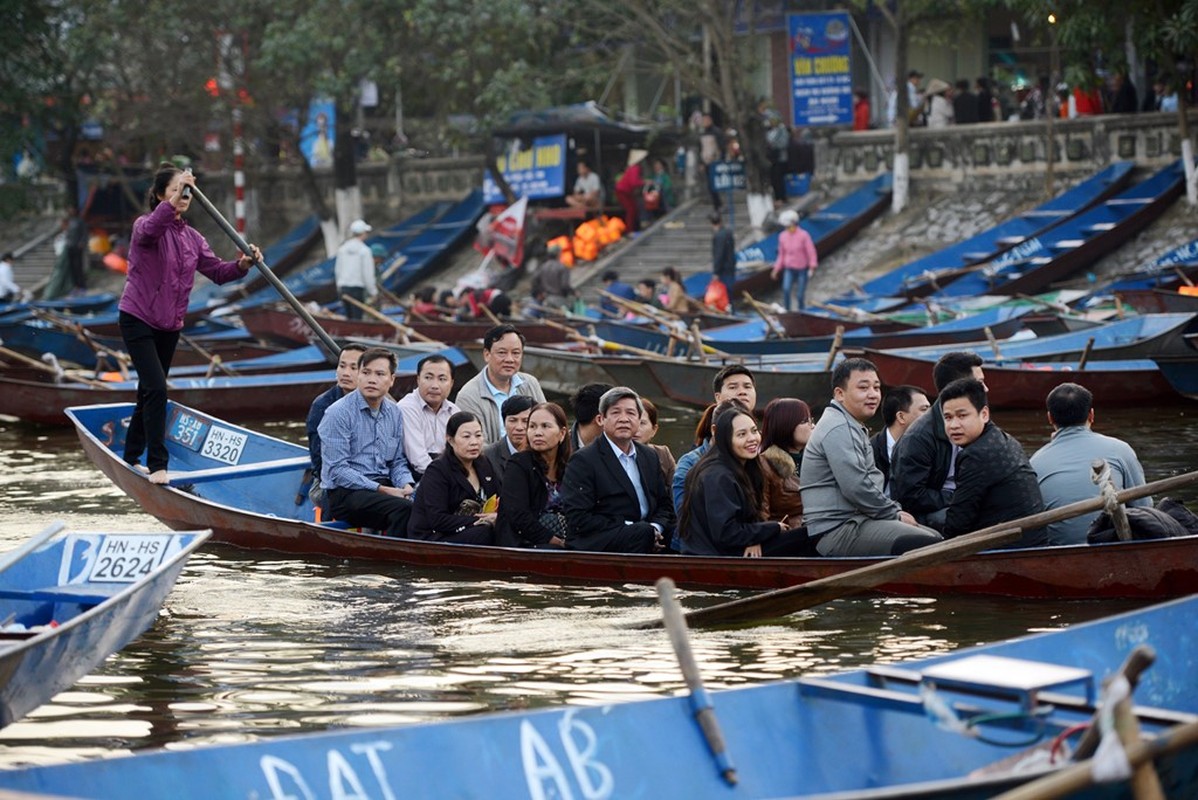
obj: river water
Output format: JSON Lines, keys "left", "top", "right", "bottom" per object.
{"left": 0, "top": 404, "right": 1194, "bottom": 770}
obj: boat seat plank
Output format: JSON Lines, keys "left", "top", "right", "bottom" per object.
{"left": 810, "top": 212, "right": 848, "bottom": 221}
{"left": 0, "top": 585, "right": 114, "bottom": 606}
{"left": 961, "top": 252, "right": 995, "bottom": 262}
{"left": 1084, "top": 222, "right": 1118, "bottom": 233}
{"left": 1050, "top": 239, "right": 1087, "bottom": 250}
{"left": 1105, "top": 197, "right": 1153, "bottom": 205}
{"left": 167, "top": 456, "right": 311, "bottom": 486}
{"left": 1020, "top": 210, "right": 1069, "bottom": 218}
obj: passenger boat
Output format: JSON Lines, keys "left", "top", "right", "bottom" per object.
{"left": 0, "top": 291, "right": 118, "bottom": 323}
{"left": 867, "top": 350, "right": 1189, "bottom": 409}
{"left": 682, "top": 173, "right": 893, "bottom": 299}
{"left": 827, "top": 161, "right": 1136, "bottom": 306}
{"left": 0, "top": 590, "right": 1193, "bottom": 799}
{"left": 0, "top": 523, "right": 209, "bottom": 727}
{"left": 1153, "top": 356, "right": 1198, "bottom": 400}
{"left": 1115, "top": 288, "right": 1198, "bottom": 314}
{"left": 65, "top": 400, "right": 1198, "bottom": 598}
{"left": 0, "top": 347, "right": 468, "bottom": 426}
{"left": 925, "top": 160, "right": 1186, "bottom": 299}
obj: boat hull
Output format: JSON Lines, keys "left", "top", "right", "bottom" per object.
{"left": 65, "top": 401, "right": 1198, "bottom": 599}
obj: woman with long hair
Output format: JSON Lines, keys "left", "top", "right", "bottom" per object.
{"left": 758, "top": 397, "right": 813, "bottom": 526}
{"left": 120, "top": 162, "right": 261, "bottom": 484}
{"left": 660, "top": 266, "right": 690, "bottom": 313}
{"left": 409, "top": 411, "right": 501, "bottom": 544}
{"left": 679, "top": 407, "right": 805, "bottom": 557}
{"left": 634, "top": 397, "right": 676, "bottom": 487}
{"left": 496, "top": 402, "right": 572, "bottom": 548}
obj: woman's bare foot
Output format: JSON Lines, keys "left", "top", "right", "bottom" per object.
{"left": 133, "top": 464, "right": 150, "bottom": 475}
{"left": 148, "top": 470, "right": 169, "bottom": 485}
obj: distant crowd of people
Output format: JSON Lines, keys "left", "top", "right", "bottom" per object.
{"left": 296, "top": 329, "right": 1155, "bottom": 557}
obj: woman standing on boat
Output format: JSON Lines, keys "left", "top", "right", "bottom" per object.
{"left": 496, "top": 402, "right": 572, "bottom": 548}
{"left": 679, "top": 407, "right": 806, "bottom": 557}
{"left": 771, "top": 210, "right": 817, "bottom": 311}
{"left": 409, "top": 411, "right": 501, "bottom": 544}
{"left": 120, "top": 163, "right": 261, "bottom": 484}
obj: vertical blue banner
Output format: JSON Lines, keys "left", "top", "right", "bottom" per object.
{"left": 788, "top": 12, "right": 853, "bottom": 127}
{"left": 483, "top": 134, "right": 567, "bottom": 204}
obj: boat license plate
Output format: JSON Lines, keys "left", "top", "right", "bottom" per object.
{"left": 87, "top": 535, "right": 172, "bottom": 582}
{"left": 200, "top": 425, "right": 247, "bottom": 465}
{"left": 168, "top": 409, "right": 210, "bottom": 452}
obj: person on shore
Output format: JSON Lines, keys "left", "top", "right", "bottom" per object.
{"left": 1030, "top": 382, "right": 1150, "bottom": 546}
{"left": 65, "top": 206, "right": 89, "bottom": 291}
{"left": 408, "top": 411, "right": 500, "bottom": 545}
{"left": 870, "top": 385, "right": 931, "bottom": 493}
{"left": 925, "top": 78, "right": 954, "bottom": 128}
{"left": 953, "top": 79, "right": 979, "bottom": 124}
{"left": 939, "top": 378, "right": 1046, "bottom": 547}
{"left": 531, "top": 243, "right": 572, "bottom": 311}
{"left": 318, "top": 348, "right": 415, "bottom": 536}
{"left": 569, "top": 382, "right": 612, "bottom": 451}
{"left": 680, "top": 406, "right": 806, "bottom": 557}
{"left": 615, "top": 149, "right": 647, "bottom": 234}
{"left": 758, "top": 397, "right": 814, "bottom": 528}
{"left": 119, "top": 163, "right": 262, "bottom": 484}
{"left": 852, "top": 88, "right": 871, "bottom": 131}
{"left": 710, "top": 212, "right": 737, "bottom": 307}
{"left": 976, "top": 77, "right": 997, "bottom": 122}
{"left": 497, "top": 402, "right": 572, "bottom": 548}
{"left": 699, "top": 113, "right": 726, "bottom": 210}
{"left": 335, "top": 219, "right": 376, "bottom": 320}
{"left": 634, "top": 397, "right": 676, "bottom": 488}
{"left": 801, "top": 358, "right": 942, "bottom": 556}
{"left": 454, "top": 324, "right": 546, "bottom": 444}
{"left": 562, "top": 387, "right": 673, "bottom": 552}
{"left": 565, "top": 160, "right": 603, "bottom": 211}
{"left": 0, "top": 252, "right": 20, "bottom": 303}
{"left": 483, "top": 395, "right": 535, "bottom": 477}
{"left": 306, "top": 343, "right": 369, "bottom": 508}
{"left": 396, "top": 353, "right": 460, "bottom": 482}
{"left": 890, "top": 351, "right": 986, "bottom": 530}
{"left": 771, "top": 209, "right": 817, "bottom": 311}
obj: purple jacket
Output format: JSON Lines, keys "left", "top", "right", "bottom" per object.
{"left": 118, "top": 201, "right": 244, "bottom": 331}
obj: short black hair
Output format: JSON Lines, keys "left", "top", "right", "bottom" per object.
{"left": 712, "top": 364, "right": 755, "bottom": 396}
{"left": 571, "top": 382, "right": 612, "bottom": 423}
{"left": 881, "top": 385, "right": 927, "bottom": 427}
{"left": 340, "top": 342, "right": 369, "bottom": 356}
{"left": 637, "top": 278, "right": 656, "bottom": 291}
{"left": 1046, "top": 382, "right": 1093, "bottom": 428}
{"left": 602, "top": 270, "right": 619, "bottom": 282}
{"left": 483, "top": 324, "right": 524, "bottom": 351}
{"left": 416, "top": 353, "right": 453, "bottom": 375}
{"left": 709, "top": 212, "right": 722, "bottom": 226}
{"left": 939, "top": 377, "right": 987, "bottom": 412}
{"left": 832, "top": 357, "right": 878, "bottom": 391}
{"left": 358, "top": 347, "right": 397, "bottom": 374}
{"left": 500, "top": 394, "right": 536, "bottom": 419}
{"left": 933, "top": 351, "right": 983, "bottom": 393}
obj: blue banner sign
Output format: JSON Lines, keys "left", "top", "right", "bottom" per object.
{"left": 483, "top": 134, "right": 567, "bottom": 204}
{"left": 708, "top": 160, "right": 746, "bottom": 193}
{"left": 788, "top": 12, "right": 853, "bottom": 127}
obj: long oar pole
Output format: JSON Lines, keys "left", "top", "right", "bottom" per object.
{"left": 659, "top": 469, "right": 1198, "bottom": 629}
{"left": 189, "top": 185, "right": 340, "bottom": 359}
{"left": 0, "top": 522, "right": 65, "bottom": 575}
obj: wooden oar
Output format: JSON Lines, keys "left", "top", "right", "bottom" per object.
{"left": 0, "top": 522, "right": 65, "bottom": 576}
{"left": 377, "top": 286, "right": 431, "bottom": 322}
{"left": 32, "top": 308, "right": 132, "bottom": 373}
{"left": 189, "top": 183, "right": 340, "bottom": 360}
{"left": 1077, "top": 336, "right": 1096, "bottom": 370}
{"left": 657, "top": 578, "right": 738, "bottom": 785}
{"left": 341, "top": 294, "right": 439, "bottom": 344}
{"left": 650, "top": 470, "right": 1198, "bottom": 629}
{"left": 178, "top": 332, "right": 239, "bottom": 378}
{"left": 741, "top": 292, "right": 786, "bottom": 339}
{"left": 823, "top": 325, "right": 845, "bottom": 371}
{"left": 983, "top": 325, "right": 1003, "bottom": 359}
{"left": 991, "top": 720, "right": 1198, "bottom": 800}
{"left": 0, "top": 343, "right": 114, "bottom": 389}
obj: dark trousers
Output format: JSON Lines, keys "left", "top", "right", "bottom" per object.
{"left": 120, "top": 311, "right": 179, "bottom": 473}
{"left": 566, "top": 521, "right": 656, "bottom": 553}
{"left": 67, "top": 247, "right": 87, "bottom": 290}
{"left": 328, "top": 486, "right": 413, "bottom": 537}
{"left": 341, "top": 285, "right": 366, "bottom": 320}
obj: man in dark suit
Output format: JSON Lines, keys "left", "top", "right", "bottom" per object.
{"left": 562, "top": 386, "right": 674, "bottom": 552}
{"left": 870, "top": 384, "right": 930, "bottom": 493}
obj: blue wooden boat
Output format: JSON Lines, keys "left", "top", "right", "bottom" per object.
{"left": 925, "top": 160, "right": 1186, "bottom": 299}
{"left": 0, "top": 523, "right": 208, "bottom": 728}
{"left": 380, "top": 189, "right": 484, "bottom": 295}
{"left": 191, "top": 213, "right": 324, "bottom": 305}
{"left": 682, "top": 173, "right": 893, "bottom": 299}
{"left": 1154, "top": 356, "right": 1198, "bottom": 400}
{"left": 827, "top": 161, "right": 1136, "bottom": 307}
{"left": 1078, "top": 238, "right": 1198, "bottom": 310}
{"left": 62, "top": 400, "right": 1198, "bottom": 599}
{"left": 0, "top": 291, "right": 118, "bottom": 324}
{"left": 0, "top": 592, "right": 1193, "bottom": 799}
{"left": 880, "top": 312, "right": 1198, "bottom": 364}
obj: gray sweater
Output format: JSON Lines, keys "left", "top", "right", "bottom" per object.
{"left": 800, "top": 400, "right": 901, "bottom": 538}
{"left": 454, "top": 370, "right": 545, "bottom": 444}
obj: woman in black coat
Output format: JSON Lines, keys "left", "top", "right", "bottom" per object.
{"left": 409, "top": 412, "right": 501, "bottom": 544}
{"left": 496, "top": 402, "right": 571, "bottom": 548}
{"left": 678, "top": 407, "right": 806, "bottom": 557}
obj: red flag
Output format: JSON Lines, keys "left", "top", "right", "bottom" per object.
{"left": 488, "top": 196, "right": 528, "bottom": 268}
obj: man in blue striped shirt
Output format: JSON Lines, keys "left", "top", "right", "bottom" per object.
{"left": 318, "top": 347, "right": 414, "bottom": 536}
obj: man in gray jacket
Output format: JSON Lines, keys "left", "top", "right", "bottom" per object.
{"left": 800, "top": 358, "right": 942, "bottom": 556}
{"left": 455, "top": 324, "right": 546, "bottom": 444}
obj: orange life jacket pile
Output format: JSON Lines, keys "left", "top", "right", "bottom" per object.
{"left": 562, "top": 216, "right": 627, "bottom": 265}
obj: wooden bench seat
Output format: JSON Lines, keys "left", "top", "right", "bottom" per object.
{"left": 167, "top": 456, "right": 311, "bottom": 486}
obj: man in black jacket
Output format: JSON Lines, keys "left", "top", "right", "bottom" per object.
{"left": 870, "top": 384, "right": 930, "bottom": 493}
{"left": 939, "top": 378, "right": 1046, "bottom": 547}
{"left": 562, "top": 387, "right": 674, "bottom": 552}
{"left": 890, "top": 351, "right": 985, "bottom": 529}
